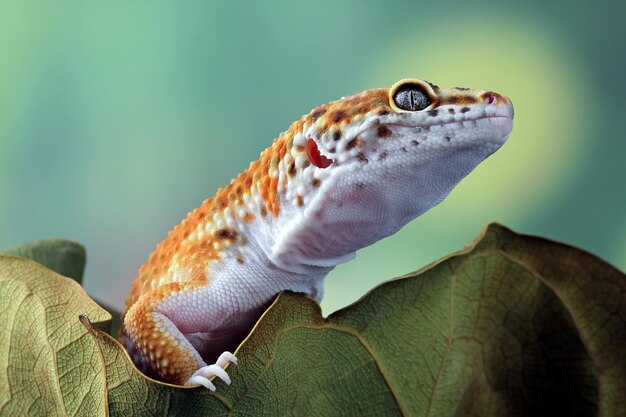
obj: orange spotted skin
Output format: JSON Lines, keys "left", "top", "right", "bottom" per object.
{"left": 121, "top": 87, "right": 393, "bottom": 385}
{"left": 123, "top": 88, "right": 390, "bottom": 312}
{"left": 121, "top": 79, "right": 514, "bottom": 387}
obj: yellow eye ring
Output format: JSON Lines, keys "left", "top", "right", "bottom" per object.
{"left": 389, "top": 79, "right": 435, "bottom": 112}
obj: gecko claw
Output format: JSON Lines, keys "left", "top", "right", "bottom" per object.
{"left": 185, "top": 352, "right": 237, "bottom": 390}
{"left": 187, "top": 375, "right": 217, "bottom": 391}
{"left": 215, "top": 351, "right": 238, "bottom": 367}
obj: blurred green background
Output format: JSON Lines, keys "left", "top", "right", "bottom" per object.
{"left": 1, "top": 1, "right": 624, "bottom": 315}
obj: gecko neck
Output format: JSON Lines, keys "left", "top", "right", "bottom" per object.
{"left": 234, "top": 187, "right": 346, "bottom": 302}
{"left": 196, "top": 149, "right": 338, "bottom": 303}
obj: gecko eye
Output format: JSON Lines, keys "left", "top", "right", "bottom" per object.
{"left": 392, "top": 83, "right": 432, "bottom": 111}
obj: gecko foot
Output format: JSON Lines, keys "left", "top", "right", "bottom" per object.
{"left": 185, "top": 351, "right": 238, "bottom": 391}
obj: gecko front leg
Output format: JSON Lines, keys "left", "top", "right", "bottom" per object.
{"left": 123, "top": 282, "right": 237, "bottom": 389}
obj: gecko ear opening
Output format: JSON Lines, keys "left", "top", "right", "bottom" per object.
{"left": 306, "top": 138, "right": 333, "bottom": 169}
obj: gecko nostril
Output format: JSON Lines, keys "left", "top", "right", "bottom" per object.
{"left": 483, "top": 92, "right": 497, "bottom": 105}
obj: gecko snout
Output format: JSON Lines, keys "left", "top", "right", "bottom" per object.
{"left": 481, "top": 91, "right": 514, "bottom": 119}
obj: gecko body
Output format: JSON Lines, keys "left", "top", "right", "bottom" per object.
{"left": 121, "top": 79, "right": 514, "bottom": 389}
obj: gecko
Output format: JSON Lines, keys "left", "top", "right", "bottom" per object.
{"left": 120, "top": 78, "right": 514, "bottom": 390}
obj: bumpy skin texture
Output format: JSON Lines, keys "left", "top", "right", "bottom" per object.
{"left": 121, "top": 78, "right": 514, "bottom": 388}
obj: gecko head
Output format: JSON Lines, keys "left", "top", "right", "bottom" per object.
{"left": 298, "top": 78, "right": 513, "bottom": 171}
{"left": 275, "top": 78, "right": 513, "bottom": 269}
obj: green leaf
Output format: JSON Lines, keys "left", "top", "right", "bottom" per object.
{"left": 0, "top": 255, "right": 111, "bottom": 416}
{"left": 2, "top": 224, "right": 625, "bottom": 416}
{"left": 2, "top": 238, "right": 86, "bottom": 283}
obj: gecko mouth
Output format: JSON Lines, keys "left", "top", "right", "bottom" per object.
{"left": 389, "top": 115, "right": 513, "bottom": 144}
{"left": 390, "top": 115, "right": 513, "bottom": 131}
{"left": 311, "top": 114, "right": 513, "bottom": 167}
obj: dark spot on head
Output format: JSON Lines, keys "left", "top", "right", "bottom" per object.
{"left": 425, "top": 81, "right": 439, "bottom": 90}
{"left": 357, "top": 105, "right": 371, "bottom": 114}
{"left": 412, "top": 140, "right": 419, "bottom": 146}
{"left": 376, "top": 125, "right": 392, "bottom": 138}
{"left": 356, "top": 182, "right": 365, "bottom": 189}
{"left": 312, "top": 178, "right": 321, "bottom": 188}
{"left": 288, "top": 162, "right": 296, "bottom": 177}
{"left": 346, "top": 137, "right": 360, "bottom": 151}
{"left": 236, "top": 255, "right": 245, "bottom": 264}
{"left": 332, "top": 110, "right": 346, "bottom": 123}
{"left": 357, "top": 152, "right": 368, "bottom": 163}
{"left": 448, "top": 108, "right": 455, "bottom": 114}
{"left": 428, "top": 110, "right": 438, "bottom": 117}
{"left": 443, "top": 96, "right": 478, "bottom": 105}
{"left": 303, "top": 160, "right": 311, "bottom": 169}
{"left": 378, "top": 110, "right": 390, "bottom": 116}
{"left": 460, "top": 107, "right": 470, "bottom": 113}
{"left": 215, "top": 228, "right": 238, "bottom": 241}
{"left": 379, "top": 152, "right": 388, "bottom": 160}
{"left": 311, "top": 108, "right": 326, "bottom": 121}
{"left": 441, "top": 95, "right": 478, "bottom": 105}
{"left": 332, "top": 130, "right": 342, "bottom": 141}
{"left": 296, "top": 194, "right": 304, "bottom": 207}
{"left": 455, "top": 87, "right": 470, "bottom": 91}
{"left": 445, "top": 136, "right": 451, "bottom": 142}
{"left": 401, "top": 147, "right": 407, "bottom": 152}
{"left": 328, "top": 147, "right": 336, "bottom": 154}
{"left": 260, "top": 207, "right": 268, "bottom": 218}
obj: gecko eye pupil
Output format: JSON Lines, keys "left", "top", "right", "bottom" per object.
{"left": 393, "top": 84, "right": 432, "bottom": 111}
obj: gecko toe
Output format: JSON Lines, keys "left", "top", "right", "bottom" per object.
{"left": 184, "top": 352, "right": 237, "bottom": 390}
{"left": 188, "top": 364, "right": 231, "bottom": 386}
{"left": 215, "top": 351, "right": 237, "bottom": 368}
{"left": 186, "top": 375, "right": 216, "bottom": 391}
